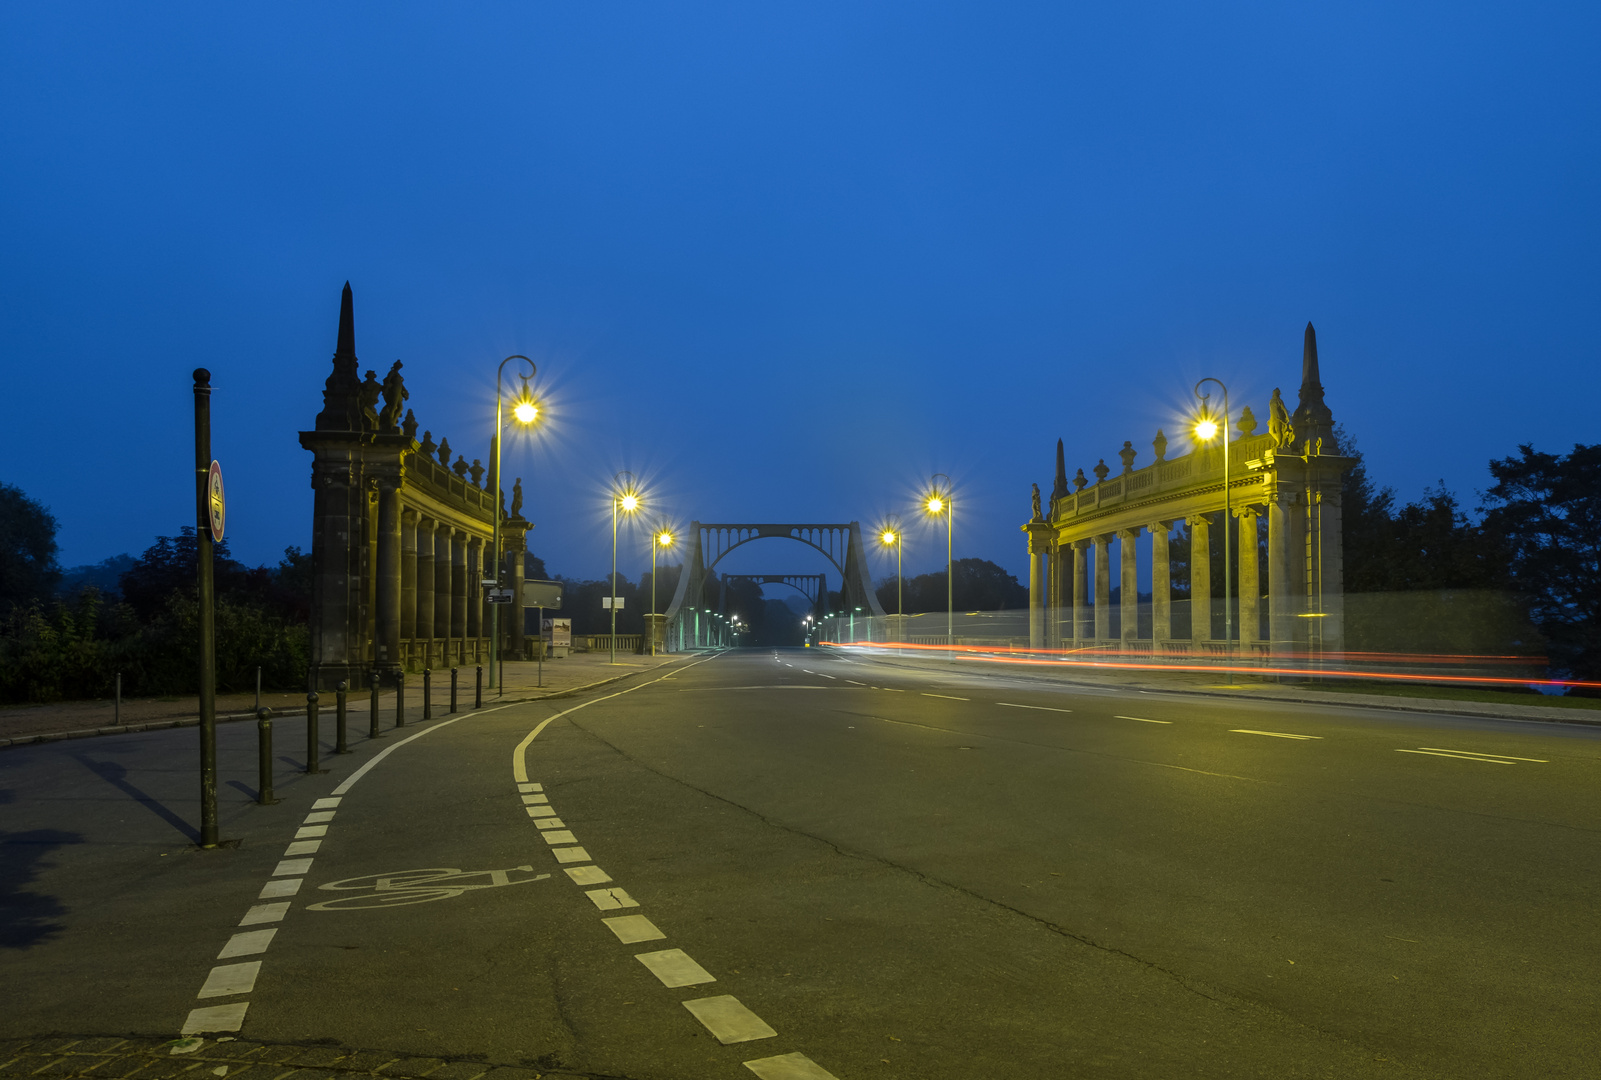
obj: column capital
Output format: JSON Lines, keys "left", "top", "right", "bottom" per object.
{"left": 1093, "top": 533, "right": 1116, "bottom": 546}
{"left": 1234, "top": 503, "right": 1264, "bottom": 520}
{"left": 1147, "top": 519, "right": 1176, "bottom": 535}
{"left": 1117, "top": 526, "right": 1142, "bottom": 541}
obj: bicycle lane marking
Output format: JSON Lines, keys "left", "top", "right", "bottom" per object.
{"left": 512, "top": 654, "right": 846, "bottom": 1079}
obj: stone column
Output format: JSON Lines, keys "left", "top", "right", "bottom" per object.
{"left": 1237, "top": 506, "right": 1261, "bottom": 651}
{"left": 1093, "top": 534, "right": 1113, "bottom": 642}
{"left": 1119, "top": 528, "right": 1140, "bottom": 645}
{"left": 451, "top": 529, "right": 468, "bottom": 661}
{"left": 1072, "top": 541, "right": 1088, "bottom": 646}
{"left": 307, "top": 460, "right": 362, "bottom": 689}
{"left": 374, "top": 481, "right": 402, "bottom": 673}
{"left": 400, "top": 510, "right": 418, "bottom": 649}
{"left": 1189, "top": 514, "right": 1212, "bottom": 642}
{"left": 434, "top": 525, "right": 453, "bottom": 648}
{"left": 1149, "top": 521, "right": 1172, "bottom": 647}
{"left": 1267, "top": 491, "right": 1297, "bottom": 654}
{"left": 1311, "top": 476, "right": 1346, "bottom": 653}
{"left": 1024, "top": 520, "right": 1054, "bottom": 650}
{"left": 466, "top": 537, "right": 482, "bottom": 650}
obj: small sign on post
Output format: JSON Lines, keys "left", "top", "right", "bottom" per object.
{"left": 207, "top": 460, "right": 226, "bottom": 542}
{"left": 486, "top": 589, "right": 515, "bottom": 605}
{"left": 601, "top": 595, "right": 625, "bottom": 609}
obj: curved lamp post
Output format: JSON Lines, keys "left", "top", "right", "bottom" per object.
{"left": 1193, "top": 378, "right": 1233, "bottom": 666}
{"left": 651, "top": 528, "right": 673, "bottom": 657}
{"left": 490, "top": 355, "right": 538, "bottom": 692}
{"left": 610, "top": 472, "right": 639, "bottom": 664}
{"left": 926, "top": 474, "right": 953, "bottom": 656}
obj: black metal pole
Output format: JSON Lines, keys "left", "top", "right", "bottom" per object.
{"left": 423, "top": 668, "right": 432, "bottom": 720}
{"left": 305, "top": 692, "right": 320, "bottom": 774}
{"left": 335, "top": 680, "right": 349, "bottom": 753}
{"left": 256, "top": 707, "right": 275, "bottom": 805}
{"left": 475, "top": 665, "right": 483, "bottom": 709}
{"left": 450, "top": 667, "right": 458, "bottom": 714}
{"left": 395, "top": 672, "right": 405, "bottom": 728}
{"left": 193, "top": 369, "right": 219, "bottom": 848}
{"left": 369, "top": 673, "right": 381, "bottom": 738}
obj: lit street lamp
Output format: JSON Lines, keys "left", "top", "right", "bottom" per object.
{"left": 880, "top": 522, "right": 902, "bottom": 645}
{"left": 926, "top": 474, "right": 953, "bottom": 654}
{"left": 490, "top": 355, "right": 538, "bottom": 692}
{"left": 1193, "top": 378, "right": 1233, "bottom": 668}
{"left": 611, "top": 472, "right": 639, "bottom": 664}
{"left": 651, "top": 528, "right": 673, "bottom": 657}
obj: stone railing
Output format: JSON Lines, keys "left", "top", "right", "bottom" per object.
{"left": 405, "top": 451, "right": 496, "bottom": 518}
{"left": 578, "top": 634, "right": 643, "bottom": 654}
{"left": 1053, "top": 431, "right": 1279, "bottom": 522}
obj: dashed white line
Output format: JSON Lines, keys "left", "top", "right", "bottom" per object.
{"left": 521, "top": 793, "right": 550, "bottom": 804}
{"left": 743, "top": 1053, "right": 841, "bottom": 1080}
{"left": 182, "top": 1004, "right": 248, "bottom": 1036}
{"left": 238, "top": 903, "right": 290, "bottom": 926}
{"left": 565, "top": 865, "right": 613, "bottom": 885}
{"left": 636, "top": 948, "right": 717, "bottom": 987}
{"left": 198, "top": 962, "right": 261, "bottom": 998}
{"left": 302, "top": 811, "right": 337, "bottom": 824}
{"left": 533, "top": 817, "right": 567, "bottom": 829}
{"left": 1417, "top": 747, "right": 1547, "bottom": 762}
{"left": 1231, "top": 729, "right": 1322, "bottom": 740}
{"left": 603, "top": 915, "right": 667, "bottom": 944}
{"left": 552, "top": 845, "right": 590, "bottom": 862}
{"left": 258, "top": 879, "right": 301, "bottom": 899}
{"left": 1114, "top": 715, "right": 1172, "bottom": 724}
{"left": 526, "top": 804, "right": 558, "bottom": 817}
{"left": 683, "top": 995, "right": 777, "bottom": 1044}
{"left": 293, "top": 825, "right": 328, "bottom": 839}
{"left": 273, "top": 858, "right": 312, "bottom": 876}
{"left": 585, "top": 887, "right": 639, "bottom": 911}
{"left": 922, "top": 693, "right": 969, "bottom": 701}
{"left": 217, "top": 930, "right": 277, "bottom": 959}
{"left": 997, "top": 702, "right": 1072, "bottom": 713}
{"left": 283, "top": 840, "right": 321, "bottom": 857}
{"left": 542, "top": 830, "right": 578, "bottom": 846}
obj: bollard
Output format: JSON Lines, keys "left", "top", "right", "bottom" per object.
{"left": 450, "top": 667, "right": 458, "bottom": 714}
{"left": 257, "top": 707, "right": 276, "bottom": 804}
{"left": 370, "top": 674, "right": 382, "bottom": 738}
{"left": 255, "top": 665, "right": 262, "bottom": 715}
{"left": 114, "top": 672, "right": 122, "bottom": 725}
{"left": 306, "top": 692, "right": 321, "bottom": 774}
{"left": 335, "top": 680, "right": 349, "bottom": 754}
{"left": 423, "top": 668, "right": 432, "bottom": 720}
{"left": 475, "top": 665, "right": 483, "bottom": 709}
{"left": 395, "top": 672, "right": 406, "bottom": 728}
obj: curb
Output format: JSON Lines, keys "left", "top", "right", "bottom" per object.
{"left": 0, "top": 653, "right": 704, "bottom": 751}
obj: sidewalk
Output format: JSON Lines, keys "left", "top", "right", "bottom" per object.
{"left": 0, "top": 648, "right": 705, "bottom": 749}
{"left": 836, "top": 646, "right": 1601, "bottom": 727}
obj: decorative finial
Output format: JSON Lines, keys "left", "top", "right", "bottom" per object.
{"left": 469, "top": 459, "right": 485, "bottom": 487}
{"left": 419, "top": 430, "right": 436, "bottom": 459}
{"left": 1237, "top": 406, "right": 1257, "bottom": 437}
{"left": 1073, "top": 468, "right": 1088, "bottom": 491}
{"left": 1152, "top": 429, "right": 1168, "bottom": 463}
{"left": 1092, "top": 459, "right": 1110, "bottom": 484}
{"left": 437, "top": 436, "right": 452, "bottom": 465}
{"left": 401, "top": 409, "right": 418, "bottom": 440}
{"left": 1118, "top": 441, "right": 1137, "bottom": 474}
{"left": 452, "top": 455, "right": 469, "bottom": 478}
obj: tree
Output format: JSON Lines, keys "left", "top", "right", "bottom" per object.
{"left": 878, "top": 558, "right": 1027, "bottom": 613}
{"left": 1481, "top": 443, "right": 1601, "bottom": 684}
{"left": 0, "top": 483, "right": 61, "bottom": 614}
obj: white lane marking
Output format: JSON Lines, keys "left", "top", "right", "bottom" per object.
{"left": 527, "top": 805, "right": 558, "bottom": 817}
{"left": 998, "top": 702, "right": 1072, "bottom": 713}
{"left": 553, "top": 846, "right": 591, "bottom": 863}
{"left": 273, "top": 859, "right": 312, "bottom": 877}
{"left": 1114, "top": 715, "right": 1173, "bottom": 724}
{"left": 543, "top": 830, "right": 578, "bottom": 845}
{"left": 585, "top": 887, "right": 639, "bottom": 910}
{"left": 181, "top": 1003, "right": 248, "bottom": 1035}
{"left": 217, "top": 929, "right": 277, "bottom": 959}
{"left": 744, "top": 1051, "right": 841, "bottom": 1079}
{"left": 518, "top": 783, "right": 544, "bottom": 793}
{"left": 603, "top": 914, "right": 666, "bottom": 943}
{"left": 283, "top": 840, "right": 321, "bottom": 857}
{"left": 258, "top": 879, "right": 301, "bottom": 899}
{"left": 1231, "top": 729, "right": 1322, "bottom": 740}
{"left": 1396, "top": 749, "right": 1513, "bottom": 764}
{"left": 333, "top": 715, "right": 466, "bottom": 795}
{"left": 198, "top": 962, "right": 260, "bottom": 998}
{"left": 511, "top": 653, "right": 723, "bottom": 782}
{"left": 521, "top": 793, "right": 550, "bottom": 804}
{"left": 636, "top": 948, "right": 716, "bottom": 987}
{"left": 922, "top": 693, "right": 969, "bottom": 701}
{"left": 565, "top": 866, "right": 613, "bottom": 885}
{"left": 845, "top": 680, "right": 866, "bottom": 686}
{"left": 800, "top": 670, "right": 813, "bottom": 674}
{"left": 239, "top": 903, "right": 290, "bottom": 926}
{"left": 294, "top": 825, "right": 328, "bottom": 839}
{"left": 533, "top": 818, "right": 567, "bottom": 830}
{"left": 311, "top": 797, "right": 342, "bottom": 809}
{"left": 302, "top": 811, "right": 336, "bottom": 824}
{"left": 817, "top": 674, "right": 836, "bottom": 679}
{"left": 683, "top": 995, "right": 778, "bottom": 1044}
{"left": 1418, "top": 747, "right": 1547, "bottom": 763}
{"left": 878, "top": 687, "right": 904, "bottom": 692}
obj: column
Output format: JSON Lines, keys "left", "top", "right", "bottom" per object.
{"left": 1093, "top": 535, "right": 1113, "bottom": 642}
{"left": 416, "top": 519, "right": 435, "bottom": 665}
{"left": 1267, "top": 491, "right": 1296, "bottom": 654}
{"left": 400, "top": 510, "right": 418, "bottom": 647}
{"left": 1237, "top": 506, "right": 1261, "bottom": 651}
{"left": 1312, "top": 475, "right": 1345, "bottom": 652}
{"left": 374, "top": 481, "right": 401, "bottom": 672}
{"left": 1150, "top": 521, "right": 1172, "bottom": 647}
{"left": 1072, "top": 541, "right": 1088, "bottom": 646}
{"left": 1119, "top": 528, "right": 1140, "bottom": 645}
{"left": 1189, "top": 514, "right": 1212, "bottom": 642}
{"left": 451, "top": 529, "right": 468, "bottom": 661}
{"left": 1024, "top": 521, "right": 1053, "bottom": 650}
{"left": 434, "top": 525, "right": 453, "bottom": 648}
{"left": 510, "top": 538, "right": 527, "bottom": 661}
{"left": 466, "top": 537, "right": 482, "bottom": 653}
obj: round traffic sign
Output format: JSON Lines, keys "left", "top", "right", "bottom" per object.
{"left": 207, "top": 460, "right": 225, "bottom": 542}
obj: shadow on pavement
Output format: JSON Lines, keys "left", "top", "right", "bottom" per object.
{"left": 0, "top": 808, "right": 80, "bottom": 949}
{"left": 70, "top": 753, "right": 199, "bottom": 843}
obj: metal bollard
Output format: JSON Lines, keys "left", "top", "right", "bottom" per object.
{"left": 475, "top": 665, "right": 483, "bottom": 709}
{"left": 370, "top": 674, "right": 382, "bottom": 738}
{"left": 335, "top": 680, "right": 349, "bottom": 753}
{"left": 450, "top": 667, "right": 458, "bottom": 714}
{"left": 306, "top": 692, "right": 321, "bottom": 774}
{"left": 114, "top": 672, "right": 122, "bottom": 725}
{"left": 395, "top": 672, "right": 406, "bottom": 729}
{"left": 423, "top": 668, "right": 432, "bottom": 720}
{"left": 256, "top": 707, "right": 276, "bottom": 805}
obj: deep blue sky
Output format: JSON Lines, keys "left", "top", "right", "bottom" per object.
{"left": 3, "top": 2, "right": 1596, "bottom": 590}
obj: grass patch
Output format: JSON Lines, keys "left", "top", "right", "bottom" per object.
{"left": 1293, "top": 681, "right": 1601, "bottom": 711}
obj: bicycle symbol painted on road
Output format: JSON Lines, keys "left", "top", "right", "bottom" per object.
{"left": 307, "top": 866, "right": 552, "bottom": 910}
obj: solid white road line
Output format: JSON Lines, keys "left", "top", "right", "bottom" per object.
{"left": 1230, "top": 729, "right": 1322, "bottom": 740}
{"left": 1114, "top": 715, "right": 1173, "bottom": 724}
{"left": 198, "top": 962, "right": 260, "bottom": 998}
{"left": 636, "top": 948, "right": 716, "bottom": 988}
{"left": 603, "top": 915, "right": 666, "bottom": 944}
{"left": 217, "top": 930, "right": 277, "bottom": 959}
{"left": 743, "top": 1052, "right": 841, "bottom": 1079}
{"left": 683, "top": 995, "right": 777, "bottom": 1044}
{"left": 998, "top": 702, "right": 1072, "bottom": 713}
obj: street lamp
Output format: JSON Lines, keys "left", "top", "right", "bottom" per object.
{"left": 926, "top": 474, "right": 953, "bottom": 655}
{"left": 611, "top": 471, "right": 639, "bottom": 664}
{"left": 1194, "top": 378, "right": 1233, "bottom": 668}
{"left": 651, "top": 528, "right": 673, "bottom": 657}
{"left": 879, "top": 522, "right": 902, "bottom": 645}
{"left": 490, "top": 355, "right": 538, "bottom": 692}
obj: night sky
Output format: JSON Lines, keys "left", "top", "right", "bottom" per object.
{"left": 3, "top": 3, "right": 1596, "bottom": 590}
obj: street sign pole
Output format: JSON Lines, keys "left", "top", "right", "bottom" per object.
{"left": 192, "top": 369, "right": 220, "bottom": 849}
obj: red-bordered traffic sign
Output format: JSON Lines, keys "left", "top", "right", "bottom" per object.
{"left": 207, "top": 460, "right": 225, "bottom": 542}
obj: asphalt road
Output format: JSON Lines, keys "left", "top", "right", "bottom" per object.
{"left": 4, "top": 648, "right": 1598, "bottom": 1079}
